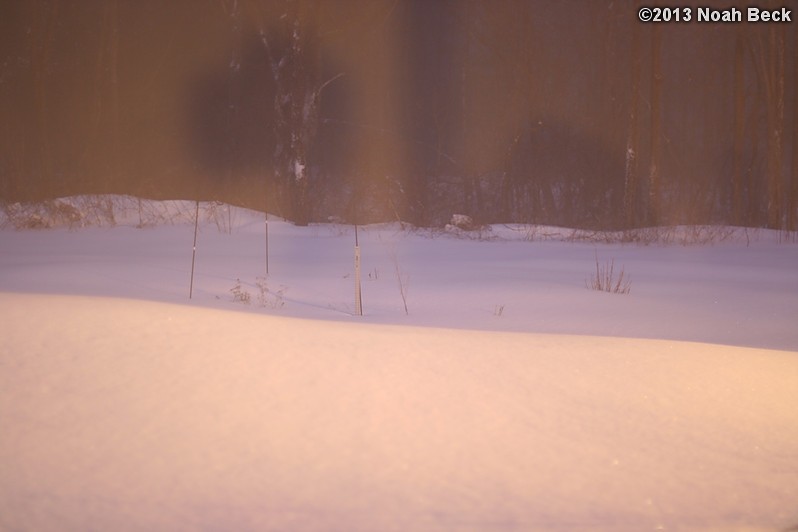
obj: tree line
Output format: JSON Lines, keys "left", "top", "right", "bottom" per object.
{"left": 1, "top": 0, "right": 796, "bottom": 230}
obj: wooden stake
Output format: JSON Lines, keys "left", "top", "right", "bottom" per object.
{"left": 189, "top": 200, "right": 200, "bottom": 299}
{"left": 354, "top": 224, "right": 363, "bottom": 316}
{"left": 265, "top": 213, "right": 269, "bottom": 276}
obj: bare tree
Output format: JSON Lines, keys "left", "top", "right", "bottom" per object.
{"left": 765, "top": 24, "right": 786, "bottom": 229}
{"left": 85, "top": 0, "right": 120, "bottom": 191}
{"left": 731, "top": 25, "right": 746, "bottom": 226}
{"left": 251, "top": 0, "right": 341, "bottom": 225}
{"left": 623, "top": 0, "right": 641, "bottom": 228}
{"left": 30, "top": 0, "right": 60, "bottom": 193}
{"left": 749, "top": 22, "right": 786, "bottom": 229}
{"left": 647, "top": 24, "right": 662, "bottom": 225}
{"left": 791, "top": 23, "right": 798, "bottom": 232}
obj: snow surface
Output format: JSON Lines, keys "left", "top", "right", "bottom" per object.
{"left": 1, "top": 199, "right": 797, "bottom": 531}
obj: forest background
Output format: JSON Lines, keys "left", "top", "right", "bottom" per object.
{"left": 1, "top": 0, "right": 796, "bottom": 230}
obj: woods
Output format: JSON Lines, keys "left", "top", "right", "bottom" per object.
{"left": 0, "top": 0, "right": 796, "bottom": 230}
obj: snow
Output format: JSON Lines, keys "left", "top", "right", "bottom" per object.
{"left": 1, "top": 198, "right": 797, "bottom": 531}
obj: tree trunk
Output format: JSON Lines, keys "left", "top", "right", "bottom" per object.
{"left": 647, "top": 24, "right": 662, "bottom": 226}
{"left": 791, "top": 23, "right": 798, "bottom": 232}
{"left": 31, "top": 0, "right": 59, "bottom": 195}
{"left": 623, "top": 3, "right": 641, "bottom": 228}
{"left": 732, "top": 26, "right": 746, "bottom": 226}
{"left": 259, "top": 1, "right": 322, "bottom": 226}
{"left": 765, "top": 24, "right": 785, "bottom": 229}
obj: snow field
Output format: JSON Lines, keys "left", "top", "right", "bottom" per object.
{"left": 2, "top": 294, "right": 797, "bottom": 530}
{"left": 1, "top": 200, "right": 797, "bottom": 530}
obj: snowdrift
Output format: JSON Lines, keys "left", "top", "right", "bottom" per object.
{"left": 1, "top": 196, "right": 797, "bottom": 530}
{"left": 1, "top": 293, "right": 797, "bottom": 531}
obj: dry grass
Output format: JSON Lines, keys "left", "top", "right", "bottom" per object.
{"left": 586, "top": 252, "right": 631, "bottom": 295}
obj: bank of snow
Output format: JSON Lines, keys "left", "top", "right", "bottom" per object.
{"left": 1, "top": 198, "right": 798, "bottom": 530}
{"left": 1, "top": 199, "right": 797, "bottom": 351}
{"left": 1, "top": 293, "right": 797, "bottom": 531}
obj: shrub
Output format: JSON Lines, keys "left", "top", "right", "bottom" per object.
{"left": 255, "top": 276, "right": 286, "bottom": 309}
{"left": 586, "top": 252, "right": 631, "bottom": 295}
{"left": 230, "top": 279, "right": 251, "bottom": 304}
